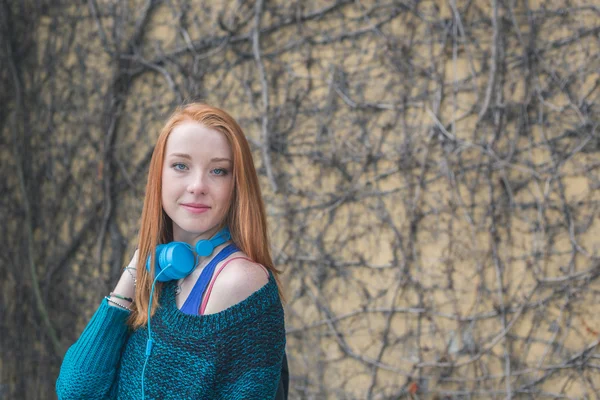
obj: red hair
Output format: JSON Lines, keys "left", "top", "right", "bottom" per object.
{"left": 129, "top": 103, "right": 283, "bottom": 329}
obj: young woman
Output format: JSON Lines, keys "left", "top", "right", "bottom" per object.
{"left": 56, "top": 104, "right": 288, "bottom": 399}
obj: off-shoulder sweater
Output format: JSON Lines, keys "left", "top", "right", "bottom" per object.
{"left": 56, "top": 274, "right": 286, "bottom": 399}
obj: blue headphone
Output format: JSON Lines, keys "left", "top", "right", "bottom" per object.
{"left": 145, "top": 227, "right": 231, "bottom": 282}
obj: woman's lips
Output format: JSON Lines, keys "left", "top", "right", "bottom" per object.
{"left": 181, "top": 204, "right": 210, "bottom": 214}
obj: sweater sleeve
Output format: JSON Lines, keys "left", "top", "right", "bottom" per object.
{"left": 56, "top": 298, "right": 131, "bottom": 400}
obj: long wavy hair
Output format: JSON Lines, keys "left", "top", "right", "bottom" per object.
{"left": 128, "top": 103, "right": 283, "bottom": 329}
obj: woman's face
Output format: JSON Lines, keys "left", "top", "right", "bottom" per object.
{"left": 161, "top": 121, "right": 234, "bottom": 245}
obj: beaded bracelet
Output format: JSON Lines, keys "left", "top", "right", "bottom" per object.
{"left": 124, "top": 267, "right": 137, "bottom": 286}
{"left": 110, "top": 292, "right": 133, "bottom": 303}
{"left": 105, "top": 296, "right": 131, "bottom": 311}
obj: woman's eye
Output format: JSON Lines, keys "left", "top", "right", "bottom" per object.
{"left": 172, "top": 163, "right": 188, "bottom": 171}
{"left": 212, "top": 168, "right": 228, "bottom": 176}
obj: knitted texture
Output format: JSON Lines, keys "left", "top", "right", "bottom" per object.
{"left": 56, "top": 274, "right": 286, "bottom": 399}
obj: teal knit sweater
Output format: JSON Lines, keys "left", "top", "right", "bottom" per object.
{"left": 56, "top": 275, "right": 286, "bottom": 399}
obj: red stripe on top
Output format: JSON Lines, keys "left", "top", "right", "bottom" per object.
{"left": 200, "top": 257, "right": 269, "bottom": 315}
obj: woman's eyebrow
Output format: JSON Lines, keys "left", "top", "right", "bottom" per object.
{"left": 168, "top": 154, "right": 231, "bottom": 163}
{"left": 211, "top": 157, "right": 232, "bottom": 163}
{"left": 168, "top": 153, "right": 192, "bottom": 159}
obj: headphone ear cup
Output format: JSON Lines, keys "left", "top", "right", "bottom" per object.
{"left": 146, "top": 244, "right": 167, "bottom": 280}
{"left": 195, "top": 227, "right": 231, "bottom": 256}
{"left": 157, "top": 244, "right": 174, "bottom": 281}
{"left": 195, "top": 239, "right": 215, "bottom": 257}
{"left": 157, "top": 242, "right": 196, "bottom": 281}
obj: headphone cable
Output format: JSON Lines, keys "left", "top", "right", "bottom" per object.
{"left": 141, "top": 265, "right": 170, "bottom": 399}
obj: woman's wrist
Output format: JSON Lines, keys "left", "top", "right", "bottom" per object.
{"left": 110, "top": 266, "right": 137, "bottom": 301}
{"left": 105, "top": 295, "right": 132, "bottom": 310}
{"left": 124, "top": 266, "right": 137, "bottom": 287}
{"left": 107, "top": 250, "right": 139, "bottom": 310}
{"left": 109, "top": 291, "right": 133, "bottom": 303}
{"left": 106, "top": 281, "right": 135, "bottom": 311}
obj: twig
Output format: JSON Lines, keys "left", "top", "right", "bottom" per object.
{"left": 252, "top": 0, "right": 278, "bottom": 192}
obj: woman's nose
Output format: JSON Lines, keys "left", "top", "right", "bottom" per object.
{"left": 187, "top": 172, "right": 207, "bottom": 194}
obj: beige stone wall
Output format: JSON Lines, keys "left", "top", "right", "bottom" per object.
{"left": 1, "top": 0, "right": 599, "bottom": 398}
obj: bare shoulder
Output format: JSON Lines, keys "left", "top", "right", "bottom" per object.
{"left": 202, "top": 256, "right": 270, "bottom": 315}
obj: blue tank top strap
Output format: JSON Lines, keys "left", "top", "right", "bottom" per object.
{"left": 180, "top": 243, "right": 239, "bottom": 315}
